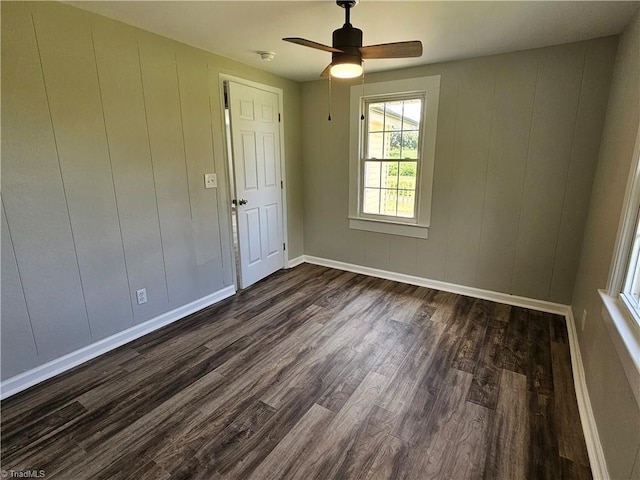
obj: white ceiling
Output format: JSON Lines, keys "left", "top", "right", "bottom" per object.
{"left": 69, "top": 1, "right": 639, "bottom": 82}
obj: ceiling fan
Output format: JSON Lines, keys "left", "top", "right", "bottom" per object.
{"left": 283, "top": 0, "right": 423, "bottom": 79}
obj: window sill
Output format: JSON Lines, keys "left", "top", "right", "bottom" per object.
{"left": 348, "top": 217, "right": 429, "bottom": 239}
{"left": 598, "top": 289, "right": 640, "bottom": 407}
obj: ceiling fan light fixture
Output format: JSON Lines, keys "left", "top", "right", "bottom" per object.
{"left": 283, "top": 0, "right": 422, "bottom": 80}
{"left": 330, "top": 62, "right": 362, "bottom": 78}
{"left": 330, "top": 54, "right": 362, "bottom": 78}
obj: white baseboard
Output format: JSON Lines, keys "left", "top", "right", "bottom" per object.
{"left": 303, "top": 255, "right": 567, "bottom": 314}
{"left": 0, "top": 285, "right": 236, "bottom": 400}
{"left": 299, "top": 255, "right": 607, "bottom": 478}
{"left": 287, "top": 255, "right": 305, "bottom": 268}
{"left": 563, "top": 308, "right": 609, "bottom": 480}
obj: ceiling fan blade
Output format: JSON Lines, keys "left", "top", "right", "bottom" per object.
{"left": 320, "top": 64, "right": 331, "bottom": 78}
{"left": 359, "top": 41, "right": 423, "bottom": 59}
{"left": 283, "top": 37, "right": 343, "bottom": 53}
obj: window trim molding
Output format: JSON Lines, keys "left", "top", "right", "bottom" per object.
{"left": 606, "top": 126, "right": 640, "bottom": 296}
{"left": 598, "top": 291, "right": 640, "bottom": 407}
{"left": 600, "top": 124, "right": 640, "bottom": 408}
{"left": 347, "top": 216, "right": 429, "bottom": 239}
{"left": 349, "top": 75, "right": 441, "bottom": 239}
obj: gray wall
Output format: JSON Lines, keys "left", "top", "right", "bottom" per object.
{"left": 301, "top": 38, "right": 617, "bottom": 305}
{"left": 2, "top": 7, "right": 637, "bottom": 477}
{"left": 571, "top": 9, "right": 640, "bottom": 480}
{"left": 1, "top": 1, "right": 303, "bottom": 380}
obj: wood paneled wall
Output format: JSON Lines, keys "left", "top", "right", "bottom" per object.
{"left": 302, "top": 38, "right": 617, "bottom": 304}
{"left": 1, "top": 1, "right": 303, "bottom": 380}
{"left": 571, "top": 9, "right": 640, "bottom": 480}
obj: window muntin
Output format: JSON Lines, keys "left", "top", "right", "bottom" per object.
{"left": 361, "top": 95, "right": 424, "bottom": 221}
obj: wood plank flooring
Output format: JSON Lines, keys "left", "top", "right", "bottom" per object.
{"left": 0, "top": 264, "right": 592, "bottom": 479}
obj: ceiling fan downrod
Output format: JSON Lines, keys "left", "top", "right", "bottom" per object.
{"left": 337, "top": 0, "right": 358, "bottom": 26}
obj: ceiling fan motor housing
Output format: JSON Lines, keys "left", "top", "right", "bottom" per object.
{"left": 332, "top": 25, "right": 363, "bottom": 62}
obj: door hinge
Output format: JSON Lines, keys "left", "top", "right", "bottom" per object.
{"left": 281, "top": 181, "right": 283, "bottom": 189}
{"left": 283, "top": 242, "right": 286, "bottom": 251}
{"left": 278, "top": 113, "right": 281, "bottom": 122}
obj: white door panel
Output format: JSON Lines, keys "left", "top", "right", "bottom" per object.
{"left": 262, "top": 134, "right": 277, "bottom": 187}
{"left": 228, "top": 81, "right": 284, "bottom": 288}
{"left": 239, "top": 99, "right": 254, "bottom": 120}
{"left": 245, "top": 207, "right": 262, "bottom": 265}
{"left": 260, "top": 103, "right": 275, "bottom": 123}
{"left": 240, "top": 132, "right": 258, "bottom": 191}
{"left": 265, "top": 203, "right": 280, "bottom": 257}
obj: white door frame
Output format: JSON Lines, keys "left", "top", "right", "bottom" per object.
{"left": 219, "top": 74, "right": 289, "bottom": 287}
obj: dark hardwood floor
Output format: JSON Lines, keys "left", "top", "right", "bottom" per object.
{"left": 1, "top": 264, "right": 592, "bottom": 479}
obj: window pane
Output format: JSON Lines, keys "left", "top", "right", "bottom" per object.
{"left": 402, "top": 99, "right": 422, "bottom": 131}
{"left": 364, "top": 161, "right": 381, "bottom": 188}
{"left": 398, "top": 161, "right": 417, "bottom": 190}
{"left": 380, "top": 188, "right": 398, "bottom": 216}
{"left": 383, "top": 132, "right": 395, "bottom": 159}
{"left": 387, "top": 131, "right": 402, "bottom": 159}
{"left": 630, "top": 260, "right": 640, "bottom": 305}
{"left": 368, "top": 103, "right": 386, "bottom": 132}
{"left": 368, "top": 132, "right": 384, "bottom": 159}
{"left": 384, "top": 101, "right": 403, "bottom": 131}
{"left": 625, "top": 209, "right": 640, "bottom": 308}
{"left": 363, "top": 188, "right": 381, "bottom": 214}
{"left": 381, "top": 162, "right": 399, "bottom": 189}
{"left": 400, "top": 132, "right": 419, "bottom": 159}
{"left": 397, "top": 190, "right": 416, "bottom": 217}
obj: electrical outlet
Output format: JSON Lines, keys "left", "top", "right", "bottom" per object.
{"left": 136, "top": 288, "right": 147, "bottom": 305}
{"left": 581, "top": 309, "right": 587, "bottom": 331}
{"left": 204, "top": 173, "right": 217, "bottom": 189}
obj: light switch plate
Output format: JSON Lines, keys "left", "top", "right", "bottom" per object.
{"left": 205, "top": 173, "right": 217, "bottom": 189}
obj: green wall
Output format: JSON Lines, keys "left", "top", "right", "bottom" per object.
{"left": 571, "top": 9, "right": 640, "bottom": 480}
{"left": 302, "top": 38, "right": 617, "bottom": 305}
{"left": 1, "top": 1, "right": 303, "bottom": 379}
{"left": 3, "top": 4, "right": 638, "bottom": 476}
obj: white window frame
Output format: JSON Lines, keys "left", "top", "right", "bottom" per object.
{"left": 620, "top": 211, "right": 640, "bottom": 320}
{"left": 349, "top": 75, "right": 440, "bottom": 239}
{"left": 359, "top": 93, "right": 425, "bottom": 223}
{"left": 600, "top": 125, "right": 640, "bottom": 407}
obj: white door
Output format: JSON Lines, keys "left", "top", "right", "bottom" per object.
{"left": 228, "top": 81, "right": 284, "bottom": 288}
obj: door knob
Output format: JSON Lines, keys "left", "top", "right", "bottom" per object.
{"left": 238, "top": 199, "right": 248, "bottom": 205}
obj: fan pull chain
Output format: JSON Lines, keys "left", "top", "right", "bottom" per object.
{"left": 360, "top": 62, "right": 366, "bottom": 121}
{"left": 328, "top": 75, "right": 332, "bottom": 122}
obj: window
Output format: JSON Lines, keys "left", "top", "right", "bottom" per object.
{"left": 362, "top": 96, "right": 423, "bottom": 220}
{"left": 621, "top": 204, "right": 640, "bottom": 323}
{"left": 601, "top": 126, "right": 640, "bottom": 407}
{"left": 349, "top": 75, "right": 440, "bottom": 239}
